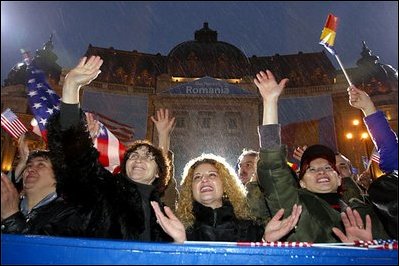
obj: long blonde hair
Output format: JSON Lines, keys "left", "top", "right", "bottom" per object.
{"left": 176, "top": 154, "right": 252, "bottom": 228}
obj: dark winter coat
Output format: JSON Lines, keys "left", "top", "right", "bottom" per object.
{"left": 1, "top": 197, "right": 85, "bottom": 236}
{"left": 47, "top": 108, "right": 172, "bottom": 242}
{"left": 368, "top": 171, "right": 398, "bottom": 239}
{"left": 186, "top": 201, "right": 265, "bottom": 242}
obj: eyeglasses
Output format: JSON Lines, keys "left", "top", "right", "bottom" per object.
{"left": 305, "top": 165, "right": 334, "bottom": 174}
{"left": 128, "top": 152, "right": 155, "bottom": 162}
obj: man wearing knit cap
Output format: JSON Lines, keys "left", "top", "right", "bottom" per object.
{"left": 254, "top": 70, "right": 389, "bottom": 243}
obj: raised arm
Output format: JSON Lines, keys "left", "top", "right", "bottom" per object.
{"left": 255, "top": 71, "right": 298, "bottom": 215}
{"left": 151, "top": 109, "right": 179, "bottom": 210}
{"left": 348, "top": 85, "right": 398, "bottom": 172}
{"left": 347, "top": 85, "right": 376, "bottom": 116}
{"left": 62, "top": 56, "right": 103, "bottom": 104}
{"left": 150, "top": 108, "right": 175, "bottom": 153}
{"left": 254, "top": 70, "right": 288, "bottom": 125}
{"left": 47, "top": 56, "right": 107, "bottom": 205}
{"left": 59, "top": 56, "right": 103, "bottom": 132}
{"left": 14, "top": 134, "right": 30, "bottom": 183}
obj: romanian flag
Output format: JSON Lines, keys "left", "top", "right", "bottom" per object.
{"left": 319, "top": 13, "right": 339, "bottom": 55}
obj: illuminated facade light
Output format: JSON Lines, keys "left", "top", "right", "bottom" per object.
{"left": 345, "top": 132, "right": 353, "bottom": 139}
{"left": 385, "top": 111, "right": 392, "bottom": 120}
{"left": 360, "top": 132, "right": 369, "bottom": 139}
{"left": 171, "top": 77, "right": 199, "bottom": 83}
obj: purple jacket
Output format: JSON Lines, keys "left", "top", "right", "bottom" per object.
{"left": 364, "top": 110, "right": 398, "bottom": 172}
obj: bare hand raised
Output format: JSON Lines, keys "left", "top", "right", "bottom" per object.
{"left": 151, "top": 201, "right": 186, "bottom": 243}
{"left": 1, "top": 173, "right": 20, "bottom": 220}
{"left": 85, "top": 112, "right": 100, "bottom": 141}
{"left": 293, "top": 145, "right": 307, "bottom": 162}
{"left": 254, "top": 70, "right": 288, "bottom": 102}
{"left": 150, "top": 109, "right": 176, "bottom": 137}
{"left": 332, "top": 207, "right": 373, "bottom": 243}
{"left": 63, "top": 56, "right": 103, "bottom": 104}
{"left": 263, "top": 204, "right": 302, "bottom": 242}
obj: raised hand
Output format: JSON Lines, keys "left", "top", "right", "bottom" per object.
{"left": 293, "top": 145, "right": 307, "bottom": 162}
{"left": 14, "top": 134, "right": 30, "bottom": 182}
{"left": 332, "top": 207, "right": 373, "bottom": 243}
{"left": 254, "top": 70, "right": 288, "bottom": 102}
{"left": 1, "top": 172, "right": 20, "bottom": 220}
{"left": 63, "top": 56, "right": 103, "bottom": 104}
{"left": 18, "top": 134, "right": 29, "bottom": 160}
{"left": 254, "top": 70, "right": 288, "bottom": 125}
{"left": 151, "top": 109, "right": 175, "bottom": 137}
{"left": 151, "top": 201, "right": 186, "bottom": 243}
{"left": 85, "top": 112, "right": 100, "bottom": 141}
{"left": 263, "top": 204, "right": 302, "bottom": 242}
{"left": 347, "top": 85, "right": 376, "bottom": 116}
{"left": 150, "top": 108, "right": 175, "bottom": 152}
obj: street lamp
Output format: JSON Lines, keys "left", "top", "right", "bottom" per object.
{"left": 345, "top": 133, "right": 353, "bottom": 140}
{"left": 345, "top": 118, "right": 372, "bottom": 175}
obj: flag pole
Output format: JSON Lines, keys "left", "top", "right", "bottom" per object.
{"left": 366, "top": 146, "right": 377, "bottom": 180}
{"left": 334, "top": 54, "right": 353, "bottom": 86}
{"left": 319, "top": 13, "right": 353, "bottom": 87}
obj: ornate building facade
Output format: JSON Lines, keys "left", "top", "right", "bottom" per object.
{"left": 2, "top": 23, "right": 397, "bottom": 179}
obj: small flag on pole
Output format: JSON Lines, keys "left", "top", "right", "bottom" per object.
{"left": 370, "top": 148, "right": 380, "bottom": 164}
{"left": 319, "top": 13, "right": 353, "bottom": 86}
{"left": 1, "top": 108, "right": 28, "bottom": 139}
{"left": 319, "top": 13, "right": 339, "bottom": 55}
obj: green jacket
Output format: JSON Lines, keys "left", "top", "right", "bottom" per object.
{"left": 340, "top": 176, "right": 369, "bottom": 204}
{"left": 257, "top": 146, "right": 389, "bottom": 243}
{"left": 245, "top": 181, "right": 271, "bottom": 224}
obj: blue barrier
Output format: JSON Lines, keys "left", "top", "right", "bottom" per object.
{"left": 1, "top": 234, "right": 397, "bottom": 265}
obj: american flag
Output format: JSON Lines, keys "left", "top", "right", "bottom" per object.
{"left": 94, "top": 121, "right": 126, "bottom": 172}
{"left": 95, "top": 112, "right": 134, "bottom": 144}
{"left": 370, "top": 148, "right": 380, "bottom": 164}
{"left": 26, "top": 66, "right": 60, "bottom": 141}
{"left": 1, "top": 108, "right": 28, "bottom": 139}
{"left": 25, "top": 63, "right": 126, "bottom": 171}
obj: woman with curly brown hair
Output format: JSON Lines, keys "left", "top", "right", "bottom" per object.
{"left": 151, "top": 153, "right": 302, "bottom": 243}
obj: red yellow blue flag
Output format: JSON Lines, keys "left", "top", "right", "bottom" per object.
{"left": 319, "top": 13, "right": 339, "bottom": 55}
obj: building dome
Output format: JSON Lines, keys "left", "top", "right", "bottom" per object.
{"left": 167, "top": 23, "right": 250, "bottom": 79}
{"left": 3, "top": 35, "right": 62, "bottom": 86}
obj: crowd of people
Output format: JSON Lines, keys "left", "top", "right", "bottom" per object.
{"left": 2, "top": 55, "right": 397, "bottom": 244}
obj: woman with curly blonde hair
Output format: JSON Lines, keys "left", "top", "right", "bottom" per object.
{"left": 176, "top": 154, "right": 252, "bottom": 228}
{"left": 151, "top": 154, "right": 302, "bottom": 243}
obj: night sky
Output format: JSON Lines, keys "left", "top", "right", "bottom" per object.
{"left": 1, "top": 1, "right": 398, "bottom": 85}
